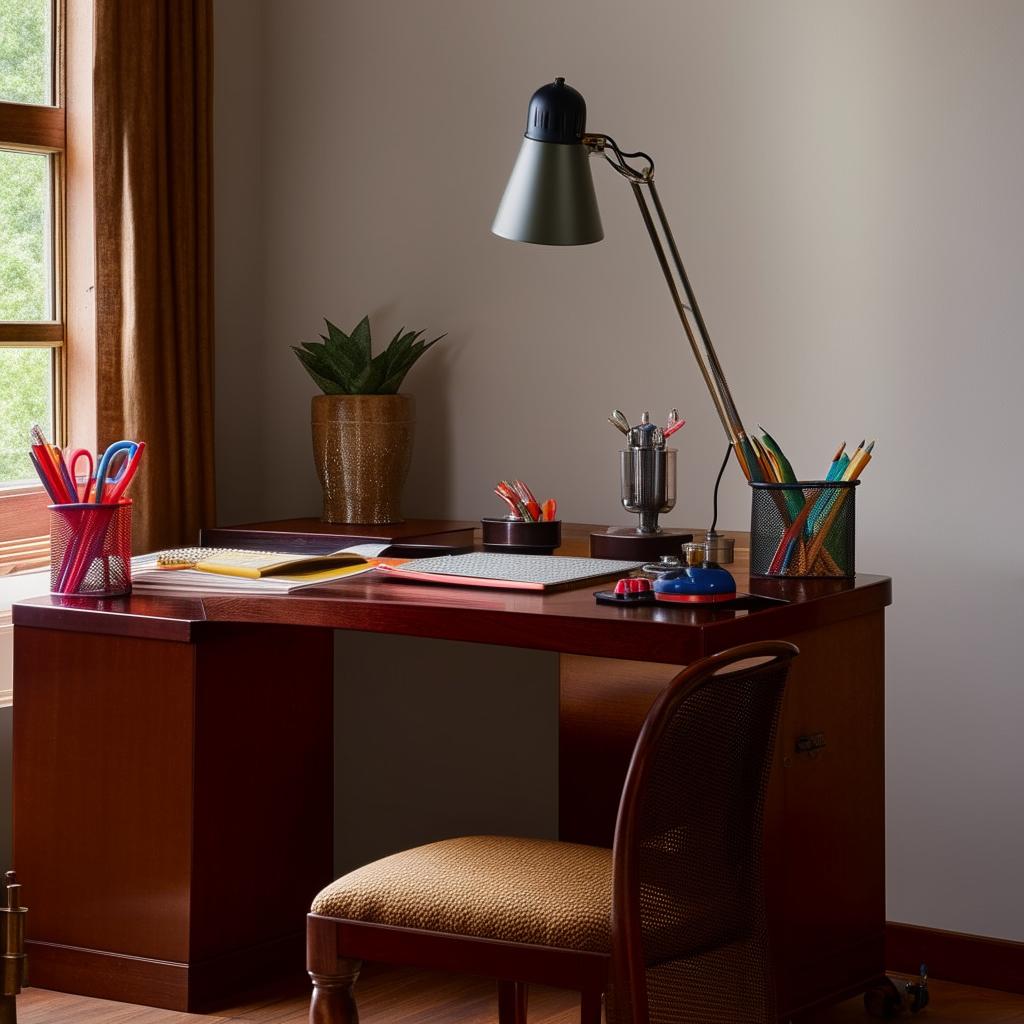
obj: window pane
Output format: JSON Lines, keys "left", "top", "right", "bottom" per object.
{"left": 0, "top": 0, "right": 52, "bottom": 105}
{"left": 0, "top": 149, "right": 53, "bottom": 320}
{"left": 0, "top": 346, "right": 52, "bottom": 486}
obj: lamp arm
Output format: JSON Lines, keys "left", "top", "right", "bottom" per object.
{"left": 628, "top": 176, "right": 737, "bottom": 446}
{"left": 584, "top": 133, "right": 753, "bottom": 475}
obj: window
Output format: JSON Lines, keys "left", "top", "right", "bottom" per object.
{"left": 0, "top": 0, "right": 64, "bottom": 572}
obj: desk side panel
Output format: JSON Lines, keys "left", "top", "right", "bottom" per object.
{"left": 13, "top": 626, "right": 196, "bottom": 962}
{"left": 768, "top": 610, "right": 886, "bottom": 1015}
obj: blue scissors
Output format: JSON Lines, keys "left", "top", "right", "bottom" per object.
{"left": 94, "top": 441, "right": 138, "bottom": 503}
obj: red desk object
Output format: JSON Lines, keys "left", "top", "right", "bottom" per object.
{"left": 12, "top": 524, "right": 890, "bottom": 1017}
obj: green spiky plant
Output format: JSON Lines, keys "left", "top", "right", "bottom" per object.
{"left": 293, "top": 315, "right": 446, "bottom": 395}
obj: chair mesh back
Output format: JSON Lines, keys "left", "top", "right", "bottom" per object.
{"left": 632, "top": 662, "right": 787, "bottom": 1024}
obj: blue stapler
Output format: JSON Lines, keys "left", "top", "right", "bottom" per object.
{"left": 653, "top": 542, "right": 737, "bottom": 605}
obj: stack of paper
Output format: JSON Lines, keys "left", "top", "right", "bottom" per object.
{"left": 131, "top": 543, "right": 389, "bottom": 595}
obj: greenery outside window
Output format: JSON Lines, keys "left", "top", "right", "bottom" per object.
{"left": 0, "top": 0, "right": 65, "bottom": 573}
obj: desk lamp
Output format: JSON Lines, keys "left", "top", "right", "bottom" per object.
{"left": 493, "top": 78, "right": 756, "bottom": 558}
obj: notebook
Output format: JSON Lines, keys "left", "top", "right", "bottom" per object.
{"left": 131, "top": 543, "right": 390, "bottom": 595}
{"left": 377, "top": 552, "right": 643, "bottom": 591}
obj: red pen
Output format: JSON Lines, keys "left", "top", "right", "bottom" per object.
{"left": 512, "top": 480, "right": 542, "bottom": 521}
{"left": 31, "top": 444, "right": 69, "bottom": 502}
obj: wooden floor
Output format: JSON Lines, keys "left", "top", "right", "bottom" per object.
{"left": 16, "top": 967, "right": 1024, "bottom": 1023}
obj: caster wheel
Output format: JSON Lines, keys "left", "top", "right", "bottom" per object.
{"left": 909, "top": 984, "right": 930, "bottom": 1013}
{"left": 864, "top": 978, "right": 904, "bottom": 1018}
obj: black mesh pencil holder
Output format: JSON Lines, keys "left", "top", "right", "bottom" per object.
{"left": 750, "top": 480, "right": 858, "bottom": 578}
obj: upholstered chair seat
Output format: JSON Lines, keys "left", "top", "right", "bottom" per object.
{"left": 312, "top": 835, "right": 613, "bottom": 953}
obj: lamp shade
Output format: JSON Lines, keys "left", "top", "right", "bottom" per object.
{"left": 492, "top": 79, "right": 603, "bottom": 246}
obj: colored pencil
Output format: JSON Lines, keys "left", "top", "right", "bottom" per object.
{"left": 843, "top": 440, "right": 875, "bottom": 481}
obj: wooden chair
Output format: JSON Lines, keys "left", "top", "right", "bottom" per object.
{"left": 307, "top": 640, "right": 798, "bottom": 1024}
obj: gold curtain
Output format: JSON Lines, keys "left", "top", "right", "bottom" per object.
{"left": 93, "top": 0, "right": 215, "bottom": 551}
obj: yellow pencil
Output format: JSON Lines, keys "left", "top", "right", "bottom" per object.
{"left": 762, "top": 443, "right": 785, "bottom": 483}
{"left": 842, "top": 440, "right": 875, "bottom": 481}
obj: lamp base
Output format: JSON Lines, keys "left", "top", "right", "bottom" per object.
{"left": 589, "top": 527, "right": 693, "bottom": 561}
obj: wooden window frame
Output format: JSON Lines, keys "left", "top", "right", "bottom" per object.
{"left": 0, "top": 0, "right": 94, "bottom": 576}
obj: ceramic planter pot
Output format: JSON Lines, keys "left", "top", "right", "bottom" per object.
{"left": 311, "top": 394, "right": 414, "bottom": 524}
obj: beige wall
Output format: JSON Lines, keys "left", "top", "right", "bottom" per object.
{"left": 214, "top": 0, "right": 267, "bottom": 525}
{"left": 215, "top": 0, "right": 1024, "bottom": 940}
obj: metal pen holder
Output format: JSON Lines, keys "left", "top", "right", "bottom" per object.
{"left": 620, "top": 447, "right": 676, "bottom": 534}
{"left": 49, "top": 501, "right": 133, "bottom": 597}
{"left": 591, "top": 408, "right": 690, "bottom": 560}
{"left": 750, "top": 480, "right": 858, "bottom": 578}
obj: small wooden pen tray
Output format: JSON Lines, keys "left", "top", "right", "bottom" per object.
{"left": 481, "top": 518, "right": 561, "bottom": 555}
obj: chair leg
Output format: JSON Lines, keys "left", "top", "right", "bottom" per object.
{"left": 498, "top": 979, "right": 529, "bottom": 1024}
{"left": 580, "top": 988, "right": 602, "bottom": 1024}
{"left": 309, "top": 958, "right": 362, "bottom": 1024}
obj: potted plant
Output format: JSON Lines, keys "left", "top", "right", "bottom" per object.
{"left": 293, "top": 315, "right": 445, "bottom": 524}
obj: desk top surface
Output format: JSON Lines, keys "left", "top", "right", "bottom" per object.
{"left": 14, "top": 523, "right": 891, "bottom": 664}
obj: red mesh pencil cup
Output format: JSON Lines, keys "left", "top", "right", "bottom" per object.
{"left": 49, "top": 500, "right": 133, "bottom": 597}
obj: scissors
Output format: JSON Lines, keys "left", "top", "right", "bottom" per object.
{"left": 101, "top": 440, "right": 146, "bottom": 504}
{"left": 66, "top": 449, "right": 95, "bottom": 503}
{"left": 94, "top": 441, "right": 137, "bottom": 503}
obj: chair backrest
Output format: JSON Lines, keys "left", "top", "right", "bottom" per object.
{"left": 609, "top": 641, "right": 798, "bottom": 1024}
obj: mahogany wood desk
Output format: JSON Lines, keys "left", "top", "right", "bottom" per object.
{"left": 12, "top": 525, "right": 891, "bottom": 1017}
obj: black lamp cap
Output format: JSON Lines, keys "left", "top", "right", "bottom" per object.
{"left": 525, "top": 77, "right": 587, "bottom": 144}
